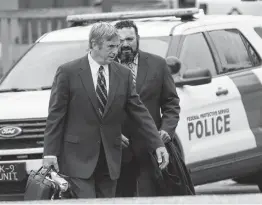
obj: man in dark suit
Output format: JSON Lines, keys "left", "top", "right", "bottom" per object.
{"left": 114, "top": 20, "right": 180, "bottom": 197}
{"left": 42, "top": 22, "right": 169, "bottom": 198}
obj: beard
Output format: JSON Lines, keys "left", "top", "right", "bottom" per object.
{"left": 118, "top": 45, "right": 138, "bottom": 64}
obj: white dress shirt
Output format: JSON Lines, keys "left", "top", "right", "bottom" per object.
{"left": 88, "top": 54, "right": 109, "bottom": 95}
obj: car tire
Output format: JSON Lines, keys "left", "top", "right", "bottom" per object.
{"left": 258, "top": 183, "right": 262, "bottom": 192}
{"left": 233, "top": 175, "right": 257, "bottom": 184}
{"left": 234, "top": 172, "right": 262, "bottom": 192}
{"left": 256, "top": 172, "right": 262, "bottom": 192}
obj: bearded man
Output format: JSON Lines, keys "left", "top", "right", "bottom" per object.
{"left": 114, "top": 20, "right": 181, "bottom": 197}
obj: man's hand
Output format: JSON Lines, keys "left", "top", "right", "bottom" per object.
{"left": 121, "top": 134, "right": 130, "bottom": 148}
{"left": 159, "top": 130, "right": 171, "bottom": 143}
{"left": 43, "top": 156, "right": 59, "bottom": 172}
{"left": 156, "top": 146, "right": 169, "bottom": 170}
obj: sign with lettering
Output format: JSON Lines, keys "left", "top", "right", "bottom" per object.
{"left": 187, "top": 108, "right": 231, "bottom": 140}
{"left": 0, "top": 163, "right": 26, "bottom": 181}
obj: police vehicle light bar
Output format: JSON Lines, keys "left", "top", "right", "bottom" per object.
{"left": 67, "top": 8, "right": 200, "bottom": 23}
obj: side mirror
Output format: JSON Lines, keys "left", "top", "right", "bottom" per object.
{"left": 166, "top": 56, "right": 181, "bottom": 75}
{"left": 175, "top": 67, "right": 212, "bottom": 87}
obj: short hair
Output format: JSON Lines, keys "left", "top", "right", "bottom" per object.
{"left": 114, "top": 20, "right": 139, "bottom": 36}
{"left": 89, "top": 22, "right": 119, "bottom": 49}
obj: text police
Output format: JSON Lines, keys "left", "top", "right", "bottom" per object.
{"left": 187, "top": 108, "right": 230, "bottom": 140}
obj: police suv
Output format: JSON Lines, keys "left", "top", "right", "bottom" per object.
{"left": 1, "top": 8, "right": 262, "bottom": 194}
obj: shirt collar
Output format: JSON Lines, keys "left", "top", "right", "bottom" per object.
{"left": 88, "top": 53, "right": 109, "bottom": 75}
{"left": 133, "top": 53, "right": 139, "bottom": 66}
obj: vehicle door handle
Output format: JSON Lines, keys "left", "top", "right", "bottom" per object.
{"left": 216, "top": 88, "right": 228, "bottom": 96}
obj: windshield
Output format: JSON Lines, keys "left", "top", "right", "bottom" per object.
{"left": 0, "top": 37, "right": 169, "bottom": 90}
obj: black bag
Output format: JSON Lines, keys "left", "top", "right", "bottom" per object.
{"left": 150, "top": 140, "right": 196, "bottom": 196}
{"left": 24, "top": 166, "right": 58, "bottom": 200}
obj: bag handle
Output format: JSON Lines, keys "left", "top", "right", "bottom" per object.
{"left": 38, "top": 165, "right": 55, "bottom": 182}
{"left": 29, "top": 166, "right": 50, "bottom": 179}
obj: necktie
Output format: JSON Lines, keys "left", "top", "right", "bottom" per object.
{"left": 96, "top": 66, "right": 107, "bottom": 116}
{"left": 126, "top": 63, "right": 136, "bottom": 85}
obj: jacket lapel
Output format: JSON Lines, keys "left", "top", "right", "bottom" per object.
{"left": 103, "top": 63, "right": 120, "bottom": 117}
{"left": 78, "top": 55, "right": 100, "bottom": 117}
{"left": 136, "top": 51, "right": 149, "bottom": 93}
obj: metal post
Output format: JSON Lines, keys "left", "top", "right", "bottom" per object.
{"left": 0, "top": 18, "right": 10, "bottom": 76}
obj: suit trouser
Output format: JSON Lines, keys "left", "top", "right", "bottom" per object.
{"left": 116, "top": 157, "right": 137, "bottom": 197}
{"left": 136, "top": 157, "right": 157, "bottom": 197}
{"left": 70, "top": 143, "right": 117, "bottom": 198}
{"left": 116, "top": 154, "right": 157, "bottom": 197}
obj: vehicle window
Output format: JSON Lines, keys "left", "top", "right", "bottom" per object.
{"left": 140, "top": 36, "right": 170, "bottom": 58}
{"left": 178, "top": 33, "right": 217, "bottom": 76}
{"left": 0, "top": 37, "right": 169, "bottom": 90}
{"left": 0, "top": 41, "right": 89, "bottom": 90}
{"left": 242, "top": 33, "right": 261, "bottom": 66}
{"left": 209, "top": 29, "right": 255, "bottom": 73}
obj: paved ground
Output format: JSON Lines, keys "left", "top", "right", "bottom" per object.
{"left": 0, "top": 180, "right": 260, "bottom": 202}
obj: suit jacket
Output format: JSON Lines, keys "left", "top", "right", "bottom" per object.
{"left": 43, "top": 54, "right": 164, "bottom": 180}
{"left": 121, "top": 50, "right": 180, "bottom": 159}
